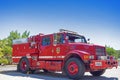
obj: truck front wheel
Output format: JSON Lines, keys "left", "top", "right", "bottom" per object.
{"left": 64, "top": 58, "right": 85, "bottom": 79}
{"left": 18, "top": 57, "right": 30, "bottom": 73}
{"left": 90, "top": 69, "right": 106, "bottom": 76}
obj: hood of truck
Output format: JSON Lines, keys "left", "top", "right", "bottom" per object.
{"left": 68, "top": 42, "right": 106, "bottom": 56}
{"left": 69, "top": 42, "right": 105, "bottom": 48}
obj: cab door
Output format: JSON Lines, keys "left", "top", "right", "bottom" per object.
{"left": 53, "top": 33, "right": 68, "bottom": 60}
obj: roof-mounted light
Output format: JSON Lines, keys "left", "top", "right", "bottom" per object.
{"left": 59, "top": 29, "right": 78, "bottom": 34}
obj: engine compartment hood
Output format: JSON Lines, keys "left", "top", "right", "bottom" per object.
{"left": 68, "top": 42, "right": 105, "bottom": 55}
{"left": 69, "top": 42, "right": 105, "bottom": 48}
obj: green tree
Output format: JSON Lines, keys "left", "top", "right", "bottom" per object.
{"left": 22, "top": 30, "right": 30, "bottom": 38}
{"left": 0, "top": 48, "right": 3, "bottom": 58}
{"left": 7, "top": 30, "right": 21, "bottom": 46}
{"left": 106, "top": 46, "right": 118, "bottom": 59}
{"left": 0, "top": 30, "right": 30, "bottom": 65}
{"left": 0, "top": 40, "right": 4, "bottom": 59}
{"left": 116, "top": 50, "right": 120, "bottom": 58}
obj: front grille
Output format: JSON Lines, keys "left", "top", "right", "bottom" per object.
{"left": 96, "top": 47, "right": 105, "bottom": 56}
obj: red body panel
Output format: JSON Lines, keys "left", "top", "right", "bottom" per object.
{"left": 12, "top": 30, "right": 118, "bottom": 72}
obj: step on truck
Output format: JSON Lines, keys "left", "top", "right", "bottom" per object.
{"left": 12, "top": 29, "right": 118, "bottom": 79}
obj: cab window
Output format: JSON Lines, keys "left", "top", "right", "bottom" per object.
{"left": 42, "top": 37, "right": 51, "bottom": 46}
{"left": 67, "top": 33, "right": 87, "bottom": 43}
{"left": 54, "top": 34, "right": 64, "bottom": 44}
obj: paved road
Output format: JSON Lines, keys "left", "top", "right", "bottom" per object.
{"left": 0, "top": 65, "right": 120, "bottom": 80}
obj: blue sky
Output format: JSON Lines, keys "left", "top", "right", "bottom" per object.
{"left": 0, "top": 0, "right": 120, "bottom": 50}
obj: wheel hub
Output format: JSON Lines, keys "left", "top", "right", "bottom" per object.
{"left": 68, "top": 61, "right": 79, "bottom": 75}
{"left": 21, "top": 61, "right": 27, "bottom": 71}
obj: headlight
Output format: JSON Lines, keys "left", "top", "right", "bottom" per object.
{"left": 89, "top": 55, "right": 94, "bottom": 59}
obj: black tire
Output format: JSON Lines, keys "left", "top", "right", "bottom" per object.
{"left": 64, "top": 58, "right": 85, "bottom": 79}
{"left": 90, "top": 69, "right": 106, "bottom": 76}
{"left": 30, "top": 70, "right": 36, "bottom": 74}
{"left": 17, "top": 64, "right": 20, "bottom": 72}
{"left": 43, "top": 69, "right": 49, "bottom": 73}
{"left": 18, "top": 57, "right": 30, "bottom": 73}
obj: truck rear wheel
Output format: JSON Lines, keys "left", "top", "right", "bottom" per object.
{"left": 64, "top": 58, "right": 85, "bottom": 79}
{"left": 18, "top": 57, "right": 30, "bottom": 73}
{"left": 17, "top": 64, "right": 20, "bottom": 72}
{"left": 90, "top": 69, "right": 106, "bottom": 76}
{"left": 43, "top": 69, "right": 49, "bottom": 73}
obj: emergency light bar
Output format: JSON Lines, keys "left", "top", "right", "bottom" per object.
{"left": 59, "top": 29, "right": 78, "bottom": 34}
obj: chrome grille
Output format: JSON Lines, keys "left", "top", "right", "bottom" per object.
{"left": 96, "top": 47, "right": 105, "bottom": 56}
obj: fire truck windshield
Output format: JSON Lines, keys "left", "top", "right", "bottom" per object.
{"left": 67, "top": 33, "right": 87, "bottom": 43}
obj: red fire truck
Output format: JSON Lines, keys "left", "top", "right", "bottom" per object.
{"left": 12, "top": 29, "right": 118, "bottom": 79}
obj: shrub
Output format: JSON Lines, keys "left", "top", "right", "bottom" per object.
{"left": 0, "top": 58, "right": 9, "bottom": 65}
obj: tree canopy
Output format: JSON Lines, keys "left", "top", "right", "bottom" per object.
{"left": 0, "top": 30, "right": 30, "bottom": 64}
{"left": 106, "top": 46, "right": 120, "bottom": 59}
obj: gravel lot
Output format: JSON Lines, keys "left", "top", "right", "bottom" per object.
{"left": 0, "top": 65, "right": 120, "bottom": 80}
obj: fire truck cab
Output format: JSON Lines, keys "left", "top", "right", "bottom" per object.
{"left": 12, "top": 29, "right": 118, "bottom": 79}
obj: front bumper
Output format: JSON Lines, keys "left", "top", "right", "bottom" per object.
{"left": 90, "top": 60, "right": 118, "bottom": 70}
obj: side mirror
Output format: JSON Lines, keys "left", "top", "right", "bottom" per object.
{"left": 87, "top": 38, "right": 90, "bottom": 44}
{"left": 87, "top": 38, "right": 90, "bottom": 41}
